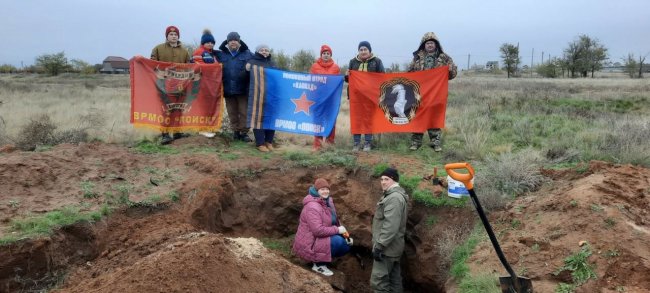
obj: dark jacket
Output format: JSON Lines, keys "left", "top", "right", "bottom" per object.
{"left": 217, "top": 40, "right": 253, "bottom": 96}
{"left": 247, "top": 52, "right": 277, "bottom": 68}
{"left": 348, "top": 55, "right": 385, "bottom": 73}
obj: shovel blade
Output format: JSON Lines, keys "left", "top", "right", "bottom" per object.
{"left": 499, "top": 276, "right": 533, "bottom": 293}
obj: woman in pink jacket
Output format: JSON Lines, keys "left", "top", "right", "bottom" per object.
{"left": 292, "top": 178, "right": 350, "bottom": 276}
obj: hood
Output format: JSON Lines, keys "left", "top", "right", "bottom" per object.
{"left": 384, "top": 185, "right": 409, "bottom": 202}
{"left": 413, "top": 32, "right": 443, "bottom": 56}
{"left": 303, "top": 193, "right": 326, "bottom": 206}
{"left": 218, "top": 39, "right": 250, "bottom": 53}
{"left": 355, "top": 54, "right": 376, "bottom": 62}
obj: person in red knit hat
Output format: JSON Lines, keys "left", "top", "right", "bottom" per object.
{"left": 150, "top": 25, "right": 191, "bottom": 145}
{"left": 309, "top": 45, "right": 341, "bottom": 151}
{"left": 292, "top": 178, "right": 351, "bottom": 276}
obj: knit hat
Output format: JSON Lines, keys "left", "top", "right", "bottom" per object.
{"left": 320, "top": 45, "right": 332, "bottom": 55}
{"left": 165, "top": 26, "right": 179, "bottom": 38}
{"left": 358, "top": 41, "right": 372, "bottom": 52}
{"left": 227, "top": 32, "right": 240, "bottom": 42}
{"left": 314, "top": 178, "right": 330, "bottom": 190}
{"left": 380, "top": 168, "right": 399, "bottom": 182}
{"left": 201, "top": 29, "right": 215, "bottom": 45}
{"left": 255, "top": 44, "right": 270, "bottom": 53}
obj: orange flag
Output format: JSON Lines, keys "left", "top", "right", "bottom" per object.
{"left": 349, "top": 66, "right": 449, "bottom": 133}
{"left": 130, "top": 56, "right": 224, "bottom": 132}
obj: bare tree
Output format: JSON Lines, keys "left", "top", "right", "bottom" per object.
{"left": 638, "top": 54, "right": 647, "bottom": 78}
{"left": 387, "top": 63, "right": 400, "bottom": 73}
{"left": 623, "top": 53, "right": 638, "bottom": 78}
{"left": 500, "top": 43, "right": 520, "bottom": 78}
{"left": 563, "top": 35, "right": 608, "bottom": 78}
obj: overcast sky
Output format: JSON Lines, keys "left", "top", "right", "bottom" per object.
{"left": 3, "top": 0, "right": 649, "bottom": 70}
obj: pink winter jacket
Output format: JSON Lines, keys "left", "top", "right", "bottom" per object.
{"left": 292, "top": 194, "right": 339, "bottom": 263}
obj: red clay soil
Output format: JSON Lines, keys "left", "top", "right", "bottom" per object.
{"left": 462, "top": 161, "right": 650, "bottom": 293}
{"left": 1, "top": 140, "right": 649, "bottom": 292}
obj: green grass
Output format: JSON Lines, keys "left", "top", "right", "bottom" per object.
{"left": 424, "top": 215, "right": 437, "bottom": 226}
{"left": 0, "top": 206, "right": 102, "bottom": 244}
{"left": 398, "top": 176, "right": 421, "bottom": 195}
{"left": 372, "top": 162, "right": 391, "bottom": 177}
{"left": 451, "top": 225, "right": 486, "bottom": 280}
{"left": 458, "top": 273, "right": 500, "bottom": 293}
{"left": 218, "top": 152, "right": 240, "bottom": 160}
{"left": 261, "top": 237, "right": 292, "bottom": 255}
{"left": 283, "top": 150, "right": 357, "bottom": 168}
{"left": 590, "top": 204, "right": 604, "bottom": 212}
{"left": 133, "top": 140, "right": 180, "bottom": 154}
{"left": 168, "top": 191, "right": 180, "bottom": 202}
{"left": 80, "top": 180, "right": 98, "bottom": 198}
{"left": 554, "top": 244, "right": 597, "bottom": 286}
{"left": 555, "top": 282, "right": 576, "bottom": 293}
{"left": 412, "top": 189, "right": 468, "bottom": 208}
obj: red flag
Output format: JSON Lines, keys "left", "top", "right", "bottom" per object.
{"left": 349, "top": 66, "right": 449, "bottom": 133}
{"left": 130, "top": 56, "right": 224, "bottom": 132}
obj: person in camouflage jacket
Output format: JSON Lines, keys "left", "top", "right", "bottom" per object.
{"left": 407, "top": 32, "right": 457, "bottom": 152}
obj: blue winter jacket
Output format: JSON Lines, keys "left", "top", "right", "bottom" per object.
{"left": 217, "top": 40, "right": 253, "bottom": 96}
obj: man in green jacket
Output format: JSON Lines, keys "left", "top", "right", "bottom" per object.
{"left": 150, "top": 25, "right": 191, "bottom": 145}
{"left": 371, "top": 167, "right": 409, "bottom": 292}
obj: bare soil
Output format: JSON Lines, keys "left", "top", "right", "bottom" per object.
{"left": 1, "top": 138, "right": 649, "bottom": 292}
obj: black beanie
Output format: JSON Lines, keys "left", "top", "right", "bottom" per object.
{"left": 358, "top": 41, "right": 372, "bottom": 52}
{"left": 380, "top": 168, "right": 399, "bottom": 182}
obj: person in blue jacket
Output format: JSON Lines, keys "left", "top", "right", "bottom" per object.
{"left": 217, "top": 32, "right": 253, "bottom": 142}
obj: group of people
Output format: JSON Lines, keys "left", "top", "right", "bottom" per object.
{"left": 292, "top": 167, "right": 408, "bottom": 292}
{"left": 151, "top": 25, "right": 457, "bottom": 152}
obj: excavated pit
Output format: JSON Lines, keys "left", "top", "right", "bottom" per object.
{"left": 1, "top": 167, "right": 474, "bottom": 292}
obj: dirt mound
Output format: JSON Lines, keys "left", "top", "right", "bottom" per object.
{"left": 2, "top": 141, "right": 650, "bottom": 292}
{"left": 466, "top": 161, "right": 650, "bottom": 292}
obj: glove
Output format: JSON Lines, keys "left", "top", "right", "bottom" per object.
{"left": 345, "top": 237, "right": 354, "bottom": 246}
{"left": 338, "top": 226, "right": 347, "bottom": 234}
{"left": 372, "top": 247, "right": 384, "bottom": 261}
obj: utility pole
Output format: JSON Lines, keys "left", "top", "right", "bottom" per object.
{"left": 531, "top": 48, "right": 534, "bottom": 77}
{"left": 541, "top": 51, "right": 544, "bottom": 64}
{"left": 467, "top": 54, "right": 470, "bottom": 71}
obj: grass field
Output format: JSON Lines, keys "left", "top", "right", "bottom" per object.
{"left": 1, "top": 72, "right": 648, "bottom": 167}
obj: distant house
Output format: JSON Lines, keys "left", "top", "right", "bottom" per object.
{"left": 100, "top": 56, "right": 129, "bottom": 74}
{"left": 485, "top": 61, "right": 499, "bottom": 70}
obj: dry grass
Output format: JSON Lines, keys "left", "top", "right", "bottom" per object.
{"left": 0, "top": 74, "right": 155, "bottom": 144}
{"left": 1, "top": 73, "right": 648, "bottom": 167}
{"left": 436, "top": 221, "right": 473, "bottom": 276}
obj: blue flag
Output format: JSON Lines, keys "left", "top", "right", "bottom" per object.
{"left": 247, "top": 66, "right": 344, "bottom": 136}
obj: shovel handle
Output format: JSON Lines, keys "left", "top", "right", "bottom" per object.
{"left": 444, "top": 162, "right": 475, "bottom": 189}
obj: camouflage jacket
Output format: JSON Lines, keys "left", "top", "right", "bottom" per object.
{"left": 407, "top": 32, "right": 457, "bottom": 80}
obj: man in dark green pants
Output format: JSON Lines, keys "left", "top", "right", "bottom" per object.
{"left": 371, "top": 168, "right": 409, "bottom": 292}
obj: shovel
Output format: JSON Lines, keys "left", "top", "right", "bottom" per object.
{"left": 445, "top": 162, "right": 533, "bottom": 293}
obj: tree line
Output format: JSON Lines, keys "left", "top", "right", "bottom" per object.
{"left": 499, "top": 34, "right": 647, "bottom": 79}
{"left": 2, "top": 34, "right": 646, "bottom": 78}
